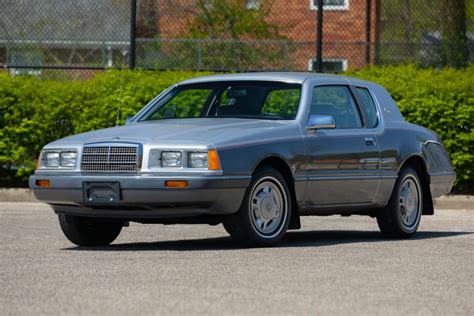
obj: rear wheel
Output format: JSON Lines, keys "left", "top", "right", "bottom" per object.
{"left": 58, "top": 214, "right": 123, "bottom": 246}
{"left": 377, "top": 167, "right": 423, "bottom": 238}
{"left": 223, "top": 167, "right": 291, "bottom": 246}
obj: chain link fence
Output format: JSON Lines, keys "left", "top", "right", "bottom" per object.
{"left": 0, "top": 0, "right": 472, "bottom": 79}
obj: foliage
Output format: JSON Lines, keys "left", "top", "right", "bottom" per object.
{"left": 0, "top": 65, "right": 473, "bottom": 193}
{"left": 189, "top": 0, "right": 280, "bottom": 40}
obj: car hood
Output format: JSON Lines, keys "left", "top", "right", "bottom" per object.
{"left": 45, "top": 118, "right": 301, "bottom": 149}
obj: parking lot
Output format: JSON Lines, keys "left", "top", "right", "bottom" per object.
{"left": 1, "top": 202, "right": 473, "bottom": 315}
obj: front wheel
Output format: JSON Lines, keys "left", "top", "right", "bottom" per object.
{"left": 223, "top": 167, "right": 291, "bottom": 247}
{"left": 377, "top": 167, "right": 423, "bottom": 238}
{"left": 58, "top": 214, "right": 123, "bottom": 246}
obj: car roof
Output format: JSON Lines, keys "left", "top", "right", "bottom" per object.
{"left": 179, "top": 72, "right": 366, "bottom": 85}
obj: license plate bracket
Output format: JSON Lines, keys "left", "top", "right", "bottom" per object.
{"left": 83, "top": 182, "right": 120, "bottom": 203}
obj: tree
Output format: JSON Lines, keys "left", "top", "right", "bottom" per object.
{"left": 136, "top": 0, "right": 160, "bottom": 38}
{"left": 181, "top": 0, "right": 288, "bottom": 70}
{"left": 189, "top": 0, "right": 281, "bottom": 40}
{"left": 440, "top": 0, "right": 469, "bottom": 67}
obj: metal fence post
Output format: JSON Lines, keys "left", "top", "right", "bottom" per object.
{"left": 316, "top": 0, "right": 324, "bottom": 72}
{"left": 374, "top": 0, "right": 381, "bottom": 65}
{"left": 365, "top": 0, "right": 372, "bottom": 65}
{"left": 129, "top": 0, "right": 137, "bottom": 69}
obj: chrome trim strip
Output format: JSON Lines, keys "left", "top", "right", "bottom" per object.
{"left": 307, "top": 175, "right": 380, "bottom": 181}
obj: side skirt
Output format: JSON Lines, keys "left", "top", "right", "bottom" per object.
{"left": 299, "top": 203, "right": 378, "bottom": 217}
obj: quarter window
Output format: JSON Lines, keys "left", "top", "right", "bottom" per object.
{"left": 310, "top": 86, "right": 362, "bottom": 129}
{"left": 355, "top": 87, "right": 379, "bottom": 128}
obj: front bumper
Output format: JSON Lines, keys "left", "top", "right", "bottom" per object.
{"left": 29, "top": 174, "right": 250, "bottom": 219}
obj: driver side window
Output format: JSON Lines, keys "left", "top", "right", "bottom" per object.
{"left": 310, "top": 85, "right": 362, "bottom": 129}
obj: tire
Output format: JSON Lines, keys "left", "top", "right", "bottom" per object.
{"left": 223, "top": 166, "right": 292, "bottom": 247}
{"left": 377, "top": 167, "right": 423, "bottom": 238}
{"left": 58, "top": 214, "right": 123, "bottom": 246}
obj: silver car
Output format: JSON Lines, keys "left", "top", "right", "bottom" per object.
{"left": 30, "top": 73, "right": 456, "bottom": 247}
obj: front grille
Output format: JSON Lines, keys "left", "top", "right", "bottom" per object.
{"left": 81, "top": 145, "right": 140, "bottom": 173}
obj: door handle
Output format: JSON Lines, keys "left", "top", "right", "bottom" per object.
{"left": 365, "top": 137, "right": 376, "bottom": 146}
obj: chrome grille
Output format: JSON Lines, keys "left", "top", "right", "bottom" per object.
{"left": 81, "top": 144, "right": 140, "bottom": 173}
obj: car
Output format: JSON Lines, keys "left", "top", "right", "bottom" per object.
{"left": 29, "top": 72, "right": 456, "bottom": 247}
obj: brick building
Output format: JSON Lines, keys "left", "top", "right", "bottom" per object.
{"left": 144, "top": 0, "right": 378, "bottom": 71}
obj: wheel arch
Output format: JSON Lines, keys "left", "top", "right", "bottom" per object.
{"left": 398, "top": 154, "right": 434, "bottom": 215}
{"left": 253, "top": 156, "right": 301, "bottom": 229}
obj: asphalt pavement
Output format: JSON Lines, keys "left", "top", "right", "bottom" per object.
{"left": 1, "top": 202, "right": 473, "bottom": 315}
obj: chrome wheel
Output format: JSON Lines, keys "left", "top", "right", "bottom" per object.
{"left": 249, "top": 177, "right": 288, "bottom": 238}
{"left": 399, "top": 177, "right": 421, "bottom": 228}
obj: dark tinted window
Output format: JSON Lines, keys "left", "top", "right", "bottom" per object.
{"left": 355, "top": 88, "right": 379, "bottom": 128}
{"left": 310, "top": 86, "right": 362, "bottom": 129}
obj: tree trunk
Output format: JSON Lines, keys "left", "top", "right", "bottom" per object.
{"left": 440, "top": 0, "right": 468, "bottom": 67}
{"left": 137, "top": 0, "right": 159, "bottom": 38}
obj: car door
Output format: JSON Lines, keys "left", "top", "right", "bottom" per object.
{"left": 302, "top": 85, "right": 380, "bottom": 206}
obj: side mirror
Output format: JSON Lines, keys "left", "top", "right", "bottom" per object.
{"left": 306, "top": 114, "right": 336, "bottom": 130}
{"left": 125, "top": 116, "right": 134, "bottom": 125}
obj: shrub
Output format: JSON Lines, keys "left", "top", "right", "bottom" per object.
{"left": 0, "top": 66, "right": 472, "bottom": 193}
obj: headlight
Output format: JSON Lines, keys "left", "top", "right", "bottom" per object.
{"left": 41, "top": 150, "right": 77, "bottom": 168}
{"left": 44, "top": 152, "right": 60, "bottom": 167}
{"left": 60, "top": 152, "right": 77, "bottom": 167}
{"left": 162, "top": 151, "right": 182, "bottom": 167}
{"left": 189, "top": 152, "right": 208, "bottom": 168}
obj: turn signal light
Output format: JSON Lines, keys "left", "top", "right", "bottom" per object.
{"left": 36, "top": 179, "right": 50, "bottom": 187}
{"left": 165, "top": 180, "right": 189, "bottom": 188}
{"left": 208, "top": 149, "right": 221, "bottom": 171}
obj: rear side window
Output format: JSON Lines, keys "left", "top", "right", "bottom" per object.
{"left": 355, "top": 88, "right": 379, "bottom": 128}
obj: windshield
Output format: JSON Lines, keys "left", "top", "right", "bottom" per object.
{"left": 139, "top": 81, "right": 301, "bottom": 121}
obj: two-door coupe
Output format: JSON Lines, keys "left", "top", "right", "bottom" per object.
{"left": 30, "top": 73, "right": 456, "bottom": 246}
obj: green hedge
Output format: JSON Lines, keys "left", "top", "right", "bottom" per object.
{"left": 0, "top": 66, "right": 472, "bottom": 192}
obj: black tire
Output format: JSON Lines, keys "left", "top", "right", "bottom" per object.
{"left": 58, "top": 214, "right": 123, "bottom": 246}
{"left": 377, "top": 167, "right": 423, "bottom": 238}
{"left": 223, "top": 166, "right": 292, "bottom": 247}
